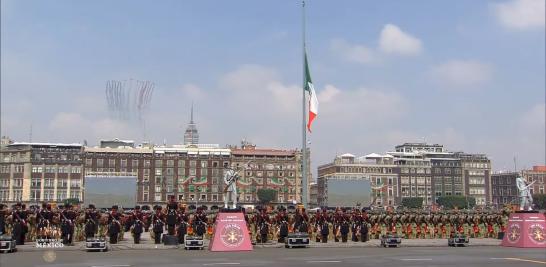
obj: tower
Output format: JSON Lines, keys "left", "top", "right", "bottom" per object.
{"left": 184, "top": 102, "right": 199, "bottom": 145}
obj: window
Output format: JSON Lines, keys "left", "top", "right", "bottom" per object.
{"left": 44, "top": 190, "right": 54, "bottom": 201}
{"left": 155, "top": 160, "right": 162, "bottom": 168}
{"left": 121, "top": 159, "right": 127, "bottom": 168}
{"left": 144, "top": 160, "right": 151, "bottom": 168}
{"left": 190, "top": 169, "right": 196, "bottom": 176}
{"left": 44, "top": 178, "right": 54, "bottom": 187}
{"left": 57, "top": 179, "right": 68, "bottom": 188}
{"left": 108, "top": 159, "right": 116, "bottom": 167}
{"left": 155, "top": 169, "right": 162, "bottom": 176}
{"left": 143, "top": 193, "right": 149, "bottom": 202}
{"left": 70, "top": 179, "right": 81, "bottom": 188}
{"left": 178, "top": 160, "right": 185, "bottom": 167}
{"left": 155, "top": 193, "right": 162, "bottom": 202}
{"left": 190, "top": 161, "right": 197, "bottom": 168}
{"left": 167, "top": 160, "right": 174, "bottom": 167}
{"left": 32, "top": 166, "right": 43, "bottom": 173}
{"left": 57, "top": 190, "right": 67, "bottom": 201}
{"left": 132, "top": 160, "right": 139, "bottom": 168}
{"left": 13, "top": 190, "right": 23, "bottom": 201}
{"left": 70, "top": 190, "right": 80, "bottom": 199}
{"left": 0, "top": 179, "right": 9, "bottom": 188}
{"left": 31, "top": 178, "right": 41, "bottom": 188}
{"left": 71, "top": 166, "right": 81, "bottom": 173}
{"left": 201, "top": 161, "right": 207, "bottom": 168}
{"left": 13, "top": 178, "right": 23, "bottom": 187}
{"left": 0, "top": 165, "right": 9, "bottom": 173}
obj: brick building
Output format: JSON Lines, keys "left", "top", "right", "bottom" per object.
{"left": 491, "top": 172, "right": 519, "bottom": 208}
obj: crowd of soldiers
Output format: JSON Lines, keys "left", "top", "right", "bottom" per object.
{"left": 0, "top": 200, "right": 511, "bottom": 246}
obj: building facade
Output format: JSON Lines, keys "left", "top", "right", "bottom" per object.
{"left": 457, "top": 152, "right": 492, "bottom": 206}
{"left": 230, "top": 143, "right": 304, "bottom": 205}
{"left": 0, "top": 143, "right": 84, "bottom": 205}
{"left": 491, "top": 172, "right": 519, "bottom": 208}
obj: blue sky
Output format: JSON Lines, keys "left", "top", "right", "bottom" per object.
{"left": 1, "top": 0, "right": 544, "bottom": 173}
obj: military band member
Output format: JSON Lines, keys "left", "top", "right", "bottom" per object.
{"left": 108, "top": 205, "right": 122, "bottom": 244}
{"left": 151, "top": 205, "right": 165, "bottom": 244}
{"left": 256, "top": 209, "right": 270, "bottom": 243}
{"left": 193, "top": 207, "right": 207, "bottom": 237}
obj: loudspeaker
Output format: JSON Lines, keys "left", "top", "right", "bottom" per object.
{"left": 162, "top": 234, "right": 178, "bottom": 245}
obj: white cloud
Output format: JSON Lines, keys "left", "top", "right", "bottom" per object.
{"left": 378, "top": 24, "right": 423, "bottom": 56}
{"left": 330, "top": 39, "right": 374, "bottom": 63}
{"left": 428, "top": 60, "right": 493, "bottom": 88}
{"left": 318, "top": 85, "right": 341, "bottom": 103}
{"left": 493, "top": 0, "right": 545, "bottom": 30}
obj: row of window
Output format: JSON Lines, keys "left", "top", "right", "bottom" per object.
{"left": 0, "top": 189, "right": 80, "bottom": 201}
{"left": 0, "top": 178, "right": 82, "bottom": 188}
{"left": 141, "top": 192, "right": 296, "bottom": 203}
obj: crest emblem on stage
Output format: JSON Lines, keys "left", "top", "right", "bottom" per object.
{"left": 529, "top": 224, "right": 545, "bottom": 244}
{"left": 220, "top": 223, "right": 244, "bottom": 247}
{"left": 507, "top": 224, "right": 521, "bottom": 243}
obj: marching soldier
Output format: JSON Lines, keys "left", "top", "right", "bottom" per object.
{"left": 319, "top": 209, "right": 330, "bottom": 243}
{"left": 256, "top": 209, "right": 270, "bottom": 243}
{"left": 177, "top": 205, "right": 189, "bottom": 244}
{"left": 37, "top": 202, "right": 53, "bottom": 239}
{"left": 340, "top": 211, "right": 350, "bottom": 243}
{"left": 166, "top": 196, "right": 178, "bottom": 235}
{"left": 151, "top": 205, "right": 165, "bottom": 244}
{"left": 12, "top": 202, "right": 28, "bottom": 245}
{"left": 60, "top": 204, "right": 76, "bottom": 245}
{"left": 193, "top": 207, "right": 207, "bottom": 237}
{"left": 131, "top": 206, "right": 144, "bottom": 244}
{"left": 107, "top": 205, "right": 122, "bottom": 244}
{"left": 84, "top": 204, "right": 99, "bottom": 239}
{"left": 361, "top": 209, "right": 369, "bottom": 242}
{"left": 276, "top": 209, "right": 289, "bottom": 243}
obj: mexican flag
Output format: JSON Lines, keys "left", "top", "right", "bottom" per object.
{"left": 305, "top": 52, "right": 318, "bottom": 132}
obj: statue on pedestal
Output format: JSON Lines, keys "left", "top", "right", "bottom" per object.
{"left": 516, "top": 175, "right": 535, "bottom": 211}
{"left": 223, "top": 161, "right": 252, "bottom": 210}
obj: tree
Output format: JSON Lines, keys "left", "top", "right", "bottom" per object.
{"left": 257, "top": 188, "right": 277, "bottom": 205}
{"left": 436, "top": 196, "right": 476, "bottom": 209}
{"left": 533, "top": 194, "right": 546, "bottom": 210}
{"left": 401, "top": 197, "right": 423, "bottom": 209}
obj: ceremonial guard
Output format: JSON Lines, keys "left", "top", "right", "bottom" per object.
{"left": 256, "top": 209, "right": 270, "bottom": 243}
{"left": 11, "top": 202, "right": 28, "bottom": 245}
{"left": 340, "top": 210, "right": 350, "bottom": 243}
{"left": 276, "top": 209, "right": 289, "bottom": 243}
{"left": 130, "top": 206, "right": 144, "bottom": 244}
{"left": 193, "top": 207, "right": 207, "bottom": 237}
{"left": 107, "top": 205, "right": 122, "bottom": 244}
{"left": 333, "top": 208, "right": 343, "bottom": 242}
{"left": 60, "top": 204, "right": 76, "bottom": 245}
{"left": 294, "top": 207, "right": 309, "bottom": 233}
{"left": 351, "top": 209, "right": 362, "bottom": 242}
{"left": 177, "top": 205, "right": 189, "bottom": 244}
{"left": 166, "top": 196, "right": 179, "bottom": 235}
{"left": 360, "top": 209, "right": 369, "bottom": 242}
{"left": 84, "top": 204, "right": 99, "bottom": 239}
{"left": 151, "top": 205, "right": 165, "bottom": 244}
{"left": 37, "top": 202, "right": 53, "bottom": 239}
{"left": 320, "top": 209, "right": 330, "bottom": 243}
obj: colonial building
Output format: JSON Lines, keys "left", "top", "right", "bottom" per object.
{"left": 309, "top": 182, "right": 318, "bottom": 208}
{"left": 317, "top": 153, "right": 398, "bottom": 207}
{"left": 491, "top": 172, "right": 519, "bottom": 208}
{"left": 0, "top": 142, "right": 84, "bottom": 205}
{"left": 230, "top": 142, "right": 304, "bottom": 205}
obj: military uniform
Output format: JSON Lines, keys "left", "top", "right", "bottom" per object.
{"left": 0, "top": 204, "right": 6, "bottom": 235}
{"left": 11, "top": 203, "right": 28, "bottom": 245}
{"left": 151, "top": 206, "right": 165, "bottom": 244}
{"left": 84, "top": 204, "right": 99, "bottom": 238}
{"left": 131, "top": 206, "right": 144, "bottom": 244}
{"left": 276, "top": 210, "right": 289, "bottom": 243}
{"left": 166, "top": 198, "right": 179, "bottom": 235}
{"left": 108, "top": 205, "right": 122, "bottom": 244}
{"left": 37, "top": 203, "right": 54, "bottom": 239}
{"left": 60, "top": 205, "right": 76, "bottom": 245}
{"left": 177, "top": 207, "right": 189, "bottom": 244}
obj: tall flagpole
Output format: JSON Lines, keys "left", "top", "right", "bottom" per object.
{"left": 301, "top": 0, "right": 308, "bottom": 207}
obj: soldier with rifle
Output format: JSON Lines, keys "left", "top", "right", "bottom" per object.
{"left": 151, "top": 205, "right": 165, "bottom": 244}
{"left": 11, "top": 203, "right": 29, "bottom": 245}
{"left": 166, "top": 196, "right": 179, "bottom": 235}
{"left": 130, "top": 206, "right": 144, "bottom": 244}
{"left": 84, "top": 204, "right": 99, "bottom": 239}
{"left": 37, "top": 202, "right": 53, "bottom": 239}
{"left": 60, "top": 204, "right": 76, "bottom": 245}
{"left": 107, "top": 205, "right": 122, "bottom": 244}
{"left": 276, "top": 208, "right": 289, "bottom": 243}
{"left": 177, "top": 204, "right": 189, "bottom": 244}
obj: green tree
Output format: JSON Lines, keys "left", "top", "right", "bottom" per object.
{"left": 533, "top": 194, "right": 546, "bottom": 210}
{"left": 401, "top": 197, "right": 423, "bottom": 209}
{"left": 257, "top": 188, "right": 277, "bottom": 205}
{"left": 436, "top": 196, "right": 476, "bottom": 209}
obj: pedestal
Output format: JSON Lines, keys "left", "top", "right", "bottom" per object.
{"left": 209, "top": 211, "right": 253, "bottom": 252}
{"left": 501, "top": 211, "right": 546, "bottom": 248}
